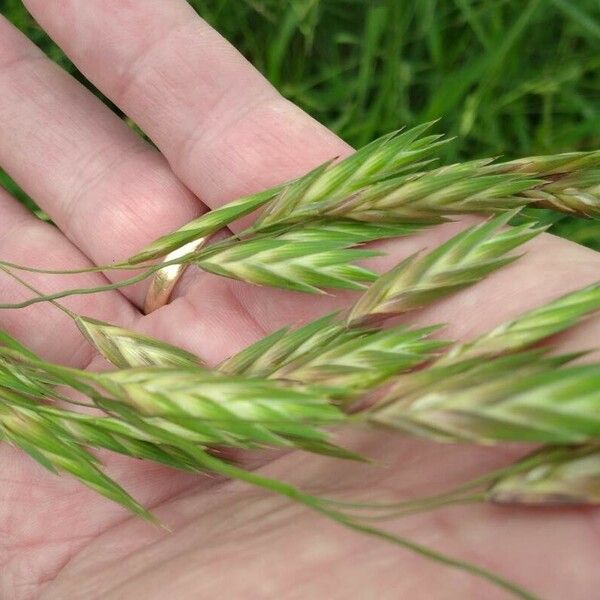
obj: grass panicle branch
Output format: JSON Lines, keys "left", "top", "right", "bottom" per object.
{"left": 0, "top": 129, "right": 598, "bottom": 309}
{"left": 129, "top": 127, "right": 600, "bottom": 267}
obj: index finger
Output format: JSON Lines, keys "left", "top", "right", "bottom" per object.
{"left": 23, "top": 0, "right": 351, "bottom": 229}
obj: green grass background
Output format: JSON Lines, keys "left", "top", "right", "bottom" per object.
{"left": 1, "top": 0, "right": 599, "bottom": 248}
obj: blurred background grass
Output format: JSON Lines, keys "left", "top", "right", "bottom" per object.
{"left": 1, "top": 0, "right": 599, "bottom": 249}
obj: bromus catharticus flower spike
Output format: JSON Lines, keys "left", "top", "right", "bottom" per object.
{"left": 348, "top": 211, "right": 544, "bottom": 325}
{"left": 40, "top": 404, "right": 203, "bottom": 472}
{"left": 12, "top": 357, "right": 356, "bottom": 459}
{"left": 0, "top": 329, "right": 582, "bottom": 598}
{"left": 193, "top": 228, "right": 381, "bottom": 293}
{"left": 382, "top": 281, "right": 600, "bottom": 404}
{"left": 0, "top": 386, "right": 155, "bottom": 521}
{"left": 329, "top": 446, "right": 600, "bottom": 519}
{"left": 489, "top": 445, "right": 600, "bottom": 505}
{"left": 129, "top": 122, "right": 447, "bottom": 264}
{"left": 441, "top": 281, "right": 600, "bottom": 363}
{"left": 127, "top": 129, "right": 600, "bottom": 267}
{"left": 269, "top": 324, "right": 446, "bottom": 391}
{"left": 75, "top": 316, "right": 204, "bottom": 369}
{"left": 491, "top": 151, "right": 600, "bottom": 218}
{"left": 372, "top": 351, "right": 600, "bottom": 444}
{"left": 0, "top": 220, "right": 432, "bottom": 307}
{"left": 219, "top": 313, "right": 346, "bottom": 376}
{"left": 221, "top": 313, "right": 447, "bottom": 392}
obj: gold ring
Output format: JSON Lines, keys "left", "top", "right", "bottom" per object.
{"left": 143, "top": 237, "right": 207, "bottom": 314}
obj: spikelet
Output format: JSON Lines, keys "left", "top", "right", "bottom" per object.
{"left": 372, "top": 351, "right": 600, "bottom": 444}
{"left": 85, "top": 367, "right": 353, "bottom": 457}
{"left": 491, "top": 151, "right": 600, "bottom": 218}
{"left": 195, "top": 230, "right": 380, "bottom": 293}
{"left": 443, "top": 282, "right": 600, "bottom": 363}
{"left": 75, "top": 316, "right": 203, "bottom": 368}
{"left": 220, "top": 311, "right": 446, "bottom": 392}
{"left": 489, "top": 445, "right": 600, "bottom": 505}
{"left": 271, "top": 324, "right": 446, "bottom": 391}
{"left": 348, "top": 211, "right": 544, "bottom": 325}
{"left": 0, "top": 387, "right": 153, "bottom": 520}
{"left": 129, "top": 123, "right": 445, "bottom": 264}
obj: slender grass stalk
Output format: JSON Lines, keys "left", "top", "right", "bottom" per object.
{"left": 1, "top": 266, "right": 205, "bottom": 370}
{"left": 184, "top": 448, "right": 540, "bottom": 600}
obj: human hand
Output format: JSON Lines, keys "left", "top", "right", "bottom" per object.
{"left": 0, "top": 2, "right": 599, "bottom": 598}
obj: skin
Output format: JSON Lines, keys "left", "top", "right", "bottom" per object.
{"left": 0, "top": 1, "right": 599, "bottom": 598}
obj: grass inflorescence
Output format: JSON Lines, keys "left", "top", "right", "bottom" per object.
{"left": 1, "top": 125, "right": 600, "bottom": 599}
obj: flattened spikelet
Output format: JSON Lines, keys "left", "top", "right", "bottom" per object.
{"left": 489, "top": 445, "right": 600, "bottom": 505}
{"left": 373, "top": 352, "right": 600, "bottom": 444}
{"left": 348, "top": 211, "right": 544, "bottom": 325}
{"left": 76, "top": 316, "right": 203, "bottom": 368}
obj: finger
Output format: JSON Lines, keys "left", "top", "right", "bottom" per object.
{"left": 22, "top": 0, "right": 351, "bottom": 227}
{"left": 0, "top": 16, "right": 206, "bottom": 305}
{"left": 0, "top": 187, "right": 138, "bottom": 365}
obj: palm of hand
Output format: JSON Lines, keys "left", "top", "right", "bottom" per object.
{"left": 1, "top": 2, "right": 599, "bottom": 598}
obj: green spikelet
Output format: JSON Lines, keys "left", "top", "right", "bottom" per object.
{"left": 129, "top": 123, "right": 444, "bottom": 264}
{"left": 442, "top": 282, "right": 600, "bottom": 363}
{"left": 372, "top": 351, "right": 600, "bottom": 444}
{"left": 492, "top": 151, "right": 600, "bottom": 218}
{"left": 256, "top": 123, "right": 446, "bottom": 227}
{"left": 489, "top": 445, "right": 600, "bottom": 505}
{"left": 348, "top": 211, "right": 544, "bottom": 325}
{"left": 271, "top": 324, "right": 447, "bottom": 391}
{"left": 0, "top": 387, "right": 154, "bottom": 520}
{"left": 88, "top": 368, "right": 350, "bottom": 456}
{"left": 221, "top": 310, "right": 446, "bottom": 392}
{"left": 196, "top": 231, "right": 380, "bottom": 293}
{"left": 75, "top": 316, "right": 204, "bottom": 369}
{"left": 219, "top": 314, "right": 346, "bottom": 377}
